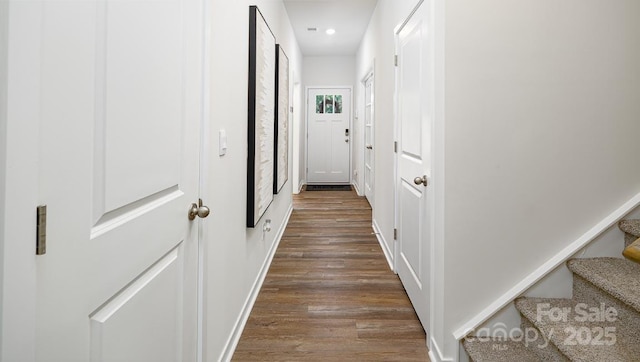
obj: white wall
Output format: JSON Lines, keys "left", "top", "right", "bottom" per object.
{"left": 204, "top": 1, "right": 302, "bottom": 360}
{"left": 0, "top": 1, "right": 8, "bottom": 356}
{"left": 357, "top": 0, "right": 640, "bottom": 360}
{"left": 442, "top": 0, "right": 640, "bottom": 359}
{"left": 303, "top": 55, "right": 355, "bottom": 87}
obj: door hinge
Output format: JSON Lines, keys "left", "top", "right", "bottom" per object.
{"left": 36, "top": 205, "right": 47, "bottom": 255}
{"left": 394, "top": 141, "right": 398, "bottom": 153}
{"left": 393, "top": 228, "right": 397, "bottom": 240}
{"left": 394, "top": 55, "right": 398, "bottom": 67}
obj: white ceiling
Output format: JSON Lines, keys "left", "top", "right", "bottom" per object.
{"left": 283, "top": 0, "right": 378, "bottom": 56}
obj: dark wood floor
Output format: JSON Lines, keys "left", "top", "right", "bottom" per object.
{"left": 233, "top": 190, "right": 430, "bottom": 361}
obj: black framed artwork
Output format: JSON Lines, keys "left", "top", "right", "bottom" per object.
{"left": 274, "top": 45, "right": 289, "bottom": 194}
{"left": 247, "top": 5, "right": 276, "bottom": 227}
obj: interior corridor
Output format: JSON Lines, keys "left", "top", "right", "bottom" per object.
{"left": 233, "top": 189, "right": 429, "bottom": 361}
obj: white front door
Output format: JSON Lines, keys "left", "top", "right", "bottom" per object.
{"left": 307, "top": 88, "right": 351, "bottom": 184}
{"left": 395, "top": 0, "right": 433, "bottom": 330}
{"left": 6, "top": 0, "right": 203, "bottom": 360}
{"left": 363, "top": 75, "right": 375, "bottom": 205}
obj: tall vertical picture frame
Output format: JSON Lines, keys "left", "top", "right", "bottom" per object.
{"left": 274, "top": 45, "right": 289, "bottom": 194}
{"left": 247, "top": 6, "right": 276, "bottom": 227}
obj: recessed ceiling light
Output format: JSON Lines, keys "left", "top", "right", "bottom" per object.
{"left": 326, "top": 28, "right": 336, "bottom": 35}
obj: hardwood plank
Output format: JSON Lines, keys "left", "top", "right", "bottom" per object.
{"left": 233, "top": 190, "right": 430, "bottom": 361}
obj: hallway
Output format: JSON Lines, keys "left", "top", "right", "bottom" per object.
{"left": 233, "top": 190, "right": 429, "bottom": 361}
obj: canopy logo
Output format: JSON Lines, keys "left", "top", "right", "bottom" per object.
{"left": 472, "top": 302, "right": 619, "bottom": 351}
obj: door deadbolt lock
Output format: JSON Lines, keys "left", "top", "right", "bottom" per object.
{"left": 188, "top": 198, "right": 210, "bottom": 220}
{"left": 413, "top": 175, "right": 428, "bottom": 186}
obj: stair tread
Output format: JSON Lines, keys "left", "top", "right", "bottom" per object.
{"left": 619, "top": 219, "right": 640, "bottom": 237}
{"left": 567, "top": 257, "right": 640, "bottom": 313}
{"left": 622, "top": 239, "right": 640, "bottom": 263}
{"left": 463, "top": 336, "right": 539, "bottom": 362}
{"left": 516, "top": 297, "right": 640, "bottom": 361}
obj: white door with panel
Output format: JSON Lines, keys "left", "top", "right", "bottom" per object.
{"left": 395, "top": 0, "right": 433, "bottom": 330}
{"left": 363, "top": 75, "right": 375, "bottom": 205}
{"left": 8, "top": 0, "right": 204, "bottom": 360}
{"left": 307, "top": 88, "right": 351, "bottom": 184}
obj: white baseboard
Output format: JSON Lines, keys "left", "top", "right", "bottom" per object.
{"left": 372, "top": 218, "right": 394, "bottom": 272}
{"left": 219, "top": 204, "right": 293, "bottom": 361}
{"left": 351, "top": 181, "right": 362, "bottom": 196}
{"left": 453, "top": 191, "right": 640, "bottom": 340}
{"left": 297, "top": 180, "right": 304, "bottom": 193}
{"left": 429, "top": 336, "right": 454, "bottom": 362}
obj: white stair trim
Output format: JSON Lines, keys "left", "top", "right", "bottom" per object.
{"left": 430, "top": 336, "right": 454, "bottom": 362}
{"left": 453, "top": 191, "right": 640, "bottom": 340}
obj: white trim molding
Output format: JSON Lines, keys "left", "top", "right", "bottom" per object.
{"left": 220, "top": 204, "right": 294, "bottom": 361}
{"left": 372, "top": 218, "right": 394, "bottom": 272}
{"left": 431, "top": 0, "right": 447, "bottom": 358}
{"left": 359, "top": 62, "right": 375, "bottom": 203}
{"left": 429, "top": 336, "right": 454, "bottom": 362}
{"left": 453, "top": 192, "right": 640, "bottom": 340}
{"left": 351, "top": 181, "right": 362, "bottom": 196}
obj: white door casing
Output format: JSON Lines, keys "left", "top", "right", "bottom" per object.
{"left": 394, "top": 0, "right": 433, "bottom": 331}
{"left": 306, "top": 87, "right": 351, "bottom": 184}
{"left": 292, "top": 81, "right": 302, "bottom": 193}
{"left": 363, "top": 73, "right": 375, "bottom": 206}
{"left": 3, "top": 0, "right": 204, "bottom": 360}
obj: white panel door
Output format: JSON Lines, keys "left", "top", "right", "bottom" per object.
{"left": 8, "top": 0, "right": 204, "bottom": 360}
{"left": 395, "top": 0, "right": 432, "bottom": 330}
{"left": 307, "top": 88, "right": 351, "bottom": 184}
{"left": 363, "top": 75, "right": 375, "bottom": 205}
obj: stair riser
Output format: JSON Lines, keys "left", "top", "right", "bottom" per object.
{"left": 463, "top": 339, "right": 540, "bottom": 362}
{"left": 624, "top": 233, "right": 637, "bottom": 248}
{"left": 572, "top": 275, "right": 640, "bottom": 344}
{"left": 519, "top": 318, "right": 569, "bottom": 361}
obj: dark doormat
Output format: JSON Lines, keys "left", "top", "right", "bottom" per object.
{"left": 306, "top": 185, "right": 352, "bottom": 191}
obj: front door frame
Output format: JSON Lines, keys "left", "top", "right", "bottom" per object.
{"left": 305, "top": 85, "right": 353, "bottom": 185}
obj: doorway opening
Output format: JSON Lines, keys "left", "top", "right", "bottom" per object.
{"left": 305, "top": 87, "right": 353, "bottom": 185}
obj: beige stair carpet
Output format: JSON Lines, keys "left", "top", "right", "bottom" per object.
{"left": 464, "top": 219, "right": 640, "bottom": 362}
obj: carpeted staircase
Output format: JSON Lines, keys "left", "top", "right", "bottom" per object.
{"left": 463, "top": 219, "right": 640, "bottom": 361}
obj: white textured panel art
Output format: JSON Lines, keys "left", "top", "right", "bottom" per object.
{"left": 274, "top": 45, "right": 289, "bottom": 193}
{"left": 247, "top": 6, "right": 275, "bottom": 227}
